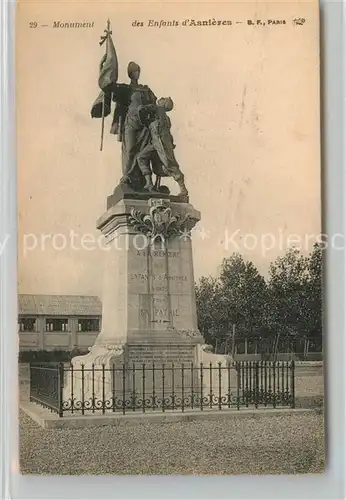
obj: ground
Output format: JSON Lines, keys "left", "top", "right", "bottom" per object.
{"left": 19, "top": 362, "right": 325, "bottom": 475}
{"left": 20, "top": 410, "right": 324, "bottom": 475}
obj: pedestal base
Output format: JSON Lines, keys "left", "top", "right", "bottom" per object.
{"left": 107, "top": 183, "right": 189, "bottom": 209}
{"left": 63, "top": 196, "right": 234, "bottom": 412}
{"left": 63, "top": 341, "right": 234, "bottom": 412}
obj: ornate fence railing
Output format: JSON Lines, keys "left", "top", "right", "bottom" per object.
{"left": 29, "top": 361, "right": 295, "bottom": 417}
{"left": 30, "top": 362, "right": 64, "bottom": 415}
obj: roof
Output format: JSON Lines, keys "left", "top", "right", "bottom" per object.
{"left": 18, "top": 294, "right": 102, "bottom": 316}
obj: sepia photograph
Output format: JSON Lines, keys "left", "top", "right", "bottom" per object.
{"left": 17, "top": 0, "right": 324, "bottom": 476}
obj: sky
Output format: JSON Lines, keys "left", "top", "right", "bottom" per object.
{"left": 17, "top": 0, "right": 321, "bottom": 297}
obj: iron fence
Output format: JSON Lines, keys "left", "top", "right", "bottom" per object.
{"left": 30, "top": 362, "right": 64, "bottom": 415}
{"left": 29, "top": 361, "right": 295, "bottom": 417}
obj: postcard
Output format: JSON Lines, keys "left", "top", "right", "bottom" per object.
{"left": 17, "top": 0, "right": 323, "bottom": 475}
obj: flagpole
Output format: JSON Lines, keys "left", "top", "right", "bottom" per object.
{"left": 100, "top": 19, "right": 111, "bottom": 151}
{"left": 100, "top": 101, "right": 105, "bottom": 151}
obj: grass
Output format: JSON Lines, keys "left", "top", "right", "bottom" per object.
{"left": 20, "top": 410, "right": 325, "bottom": 475}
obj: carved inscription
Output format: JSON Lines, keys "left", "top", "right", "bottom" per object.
{"left": 154, "top": 308, "right": 179, "bottom": 317}
{"left": 131, "top": 244, "right": 189, "bottom": 316}
{"left": 140, "top": 305, "right": 179, "bottom": 325}
{"left": 130, "top": 274, "right": 187, "bottom": 281}
{"left": 136, "top": 250, "right": 181, "bottom": 258}
{"left": 129, "top": 345, "right": 195, "bottom": 364}
{"left": 140, "top": 308, "right": 179, "bottom": 317}
{"left": 152, "top": 297, "right": 166, "bottom": 304}
{"left": 131, "top": 273, "right": 148, "bottom": 280}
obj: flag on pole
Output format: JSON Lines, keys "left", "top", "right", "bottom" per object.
{"left": 90, "top": 20, "right": 118, "bottom": 149}
{"left": 90, "top": 90, "right": 111, "bottom": 119}
{"left": 90, "top": 24, "right": 117, "bottom": 119}
{"left": 98, "top": 33, "right": 118, "bottom": 92}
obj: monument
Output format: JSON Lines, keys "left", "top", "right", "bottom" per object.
{"left": 64, "top": 20, "right": 230, "bottom": 408}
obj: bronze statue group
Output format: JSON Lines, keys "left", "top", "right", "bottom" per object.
{"left": 91, "top": 45, "right": 188, "bottom": 196}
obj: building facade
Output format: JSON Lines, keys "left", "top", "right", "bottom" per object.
{"left": 18, "top": 294, "right": 102, "bottom": 351}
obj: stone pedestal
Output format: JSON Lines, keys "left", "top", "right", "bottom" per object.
{"left": 63, "top": 196, "right": 232, "bottom": 409}
{"left": 96, "top": 196, "right": 203, "bottom": 349}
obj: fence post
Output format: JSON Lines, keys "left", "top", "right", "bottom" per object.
{"left": 58, "top": 362, "right": 64, "bottom": 417}
{"left": 102, "top": 364, "right": 106, "bottom": 415}
{"left": 29, "top": 364, "right": 33, "bottom": 401}
{"left": 236, "top": 362, "right": 240, "bottom": 410}
{"left": 218, "top": 362, "right": 222, "bottom": 410}
{"left": 290, "top": 360, "right": 295, "bottom": 408}
{"left": 132, "top": 363, "right": 136, "bottom": 411}
{"left": 81, "top": 364, "right": 85, "bottom": 416}
{"left": 112, "top": 363, "right": 116, "bottom": 413}
{"left": 181, "top": 364, "right": 185, "bottom": 413}
{"left": 245, "top": 362, "right": 249, "bottom": 407}
{"left": 152, "top": 363, "right": 156, "bottom": 411}
{"left": 273, "top": 361, "right": 276, "bottom": 408}
{"left": 142, "top": 364, "right": 146, "bottom": 413}
{"left": 122, "top": 364, "right": 126, "bottom": 415}
{"left": 227, "top": 362, "right": 231, "bottom": 409}
{"left": 200, "top": 363, "right": 204, "bottom": 411}
{"left": 191, "top": 362, "right": 194, "bottom": 410}
{"left": 255, "top": 362, "right": 259, "bottom": 409}
{"left": 162, "top": 363, "right": 165, "bottom": 412}
{"left": 209, "top": 362, "right": 213, "bottom": 409}
{"left": 171, "top": 363, "right": 175, "bottom": 410}
{"left": 70, "top": 363, "right": 74, "bottom": 415}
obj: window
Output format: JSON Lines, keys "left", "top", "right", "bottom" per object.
{"left": 18, "top": 317, "right": 37, "bottom": 332}
{"left": 78, "top": 318, "right": 100, "bottom": 332}
{"left": 45, "top": 318, "right": 69, "bottom": 332}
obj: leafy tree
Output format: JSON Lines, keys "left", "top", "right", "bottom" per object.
{"left": 218, "top": 254, "right": 267, "bottom": 337}
{"left": 195, "top": 275, "right": 224, "bottom": 346}
{"left": 305, "top": 242, "right": 323, "bottom": 347}
{"left": 196, "top": 253, "right": 267, "bottom": 347}
{"left": 196, "top": 246, "right": 323, "bottom": 353}
{"left": 267, "top": 244, "right": 323, "bottom": 349}
{"left": 267, "top": 247, "right": 310, "bottom": 338}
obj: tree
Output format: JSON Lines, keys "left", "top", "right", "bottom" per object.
{"left": 195, "top": 254, "right": 267, "bottom": 347}
{"left": 195, "top": 275, "right": 225, "bottom": 346}
{"left": 218, "top": 254, "right": 267, "bottom": 337}
{"left": 195, "top": 246, "right": 323, "bottom": 354}
{"left": 305, "top": 242, "right": 323, "bottom": 347}
{"left": 267, "top": 247, "right": 313, "bottom": 338}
